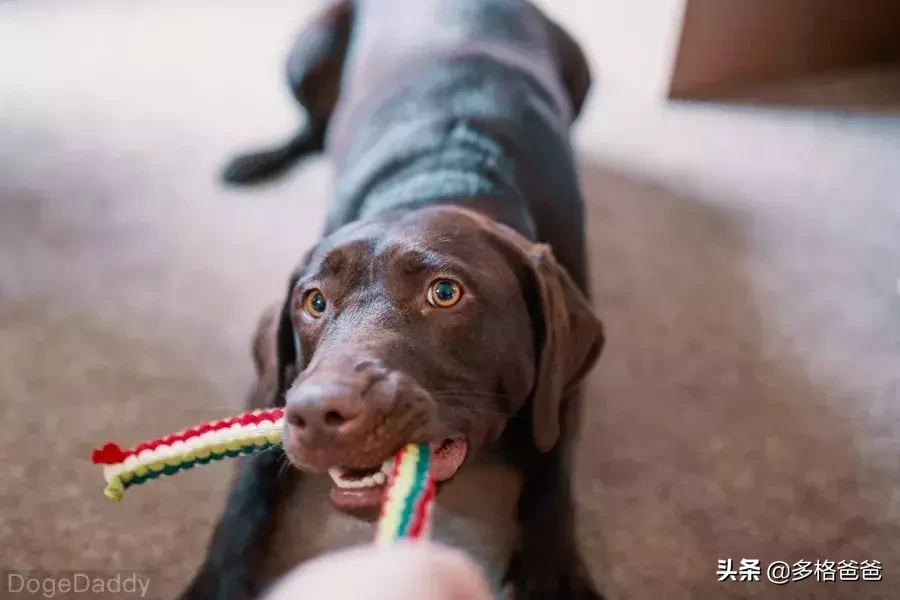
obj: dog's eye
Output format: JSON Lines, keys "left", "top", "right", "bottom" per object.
{"left": 427, "top": 279, "right": 462, "bottom": 308}
{"left": 303, "top": 289, "right": 327, "bottom": 318}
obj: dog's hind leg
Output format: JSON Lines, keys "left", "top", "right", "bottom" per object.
{"left": 222, "top": 0, "right": 354, "bottom": 185}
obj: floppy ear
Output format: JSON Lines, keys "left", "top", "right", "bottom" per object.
{"left": 271, "top": 247, "right": 318, "bottom": 405}
{"left": 245, "top": 303, "right": 282, "bottom": 410}
{"left": 245, "top": 266, "right": 306, "bottom": 409}
{"left": 528, "top": 244, "right": 605, "bottom": 452}
{"left": 274, "top": 276, "right": 300, "bottom": 403}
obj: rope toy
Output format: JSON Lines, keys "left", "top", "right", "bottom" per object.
{"left": 91, "top": 408, "right": 435, "bottom": 543}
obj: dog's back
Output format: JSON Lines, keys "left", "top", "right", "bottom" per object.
{"left": 329, "top": 0, "right": 576, "bottom": 154}
{"left": 320, "top": 0, "right": 591, "bottom": 287}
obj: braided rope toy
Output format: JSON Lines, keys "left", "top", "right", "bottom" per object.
{"left": 91, "top": 408, "right": 435, "bottom": 544}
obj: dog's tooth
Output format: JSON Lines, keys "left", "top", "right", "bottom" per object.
{"left": 381, "top": 459, "right": 393, "bottom": 474}
{"left": 328, "top": 467, "right": 344, "bottom": 485}
{"left": 361, "top": 475, "right": 374, "bottom": 488}
{"left": 373, "top": 471, "right": 386, "bottom": 485}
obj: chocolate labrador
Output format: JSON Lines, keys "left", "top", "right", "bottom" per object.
{"left": 182, "top": 0, "right": 604, "bottom": 598}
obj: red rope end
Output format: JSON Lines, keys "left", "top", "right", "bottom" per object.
{"left": 91, "top": 442, "right": 127, "bottom": 465}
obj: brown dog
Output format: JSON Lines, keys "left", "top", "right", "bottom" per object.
{"left": 182, "top": 1, "right": 604, "bottom": 598}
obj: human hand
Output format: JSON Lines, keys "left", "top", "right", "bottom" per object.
{"left": 263, "top": 541, "right": 494, "bottom": 600}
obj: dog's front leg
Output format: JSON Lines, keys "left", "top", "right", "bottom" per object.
{"left": 181, "top": 304, "right": 299, "bottom": 599}
{"left": 179, "top": 451, "right": 294, "bottom": 600}
{"left": 507, "top": 444, "right": 603, "bottom": 600}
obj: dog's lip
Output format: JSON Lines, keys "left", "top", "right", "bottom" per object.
{"left": 328, "top": 486, "right": 385, "bottom": 520}
{"left": 429, "top": 437, "right": 468, "bottom": 482}
{"left": 327, "top": 438, "right": 468, "bottom": 515}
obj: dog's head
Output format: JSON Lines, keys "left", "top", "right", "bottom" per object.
{"left": 255, "top": 205, "right": 603, "bottom": 516}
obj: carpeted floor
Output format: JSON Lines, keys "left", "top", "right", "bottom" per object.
{"left": 1, "top": 1, "right": 899, "bottom": 598}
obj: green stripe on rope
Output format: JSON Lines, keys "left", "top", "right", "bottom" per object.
{"left": 396, "top": 445, "right": 431, "bottom": 536}
{"left": 120, "top": 442, "right": 280, "bottom": 490}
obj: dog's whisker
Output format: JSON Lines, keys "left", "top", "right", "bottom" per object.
{"left": 276, "top": 454, "right": 292, "bottom": 481}
{"left": 431, "top": 390, "right": 515, "bottom": 402}
{"left": 436, "top": 401, "right": 525, "bottom": 421}
{"left": 430, "top": 391, "right": 521, "bottom": 413}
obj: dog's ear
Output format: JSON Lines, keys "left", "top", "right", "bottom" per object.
{"left": 245, "top": 268, "right": 305, "bottom": 409}
{"left": 272, "top": 248, "right": 317, "bottom": 404}
{"left": 245, "top": 303, "right": 282, "bottom": 410}
{"left": 527, "top": 243, "right": 604, "bottom": 452}
{"left": 476, "top": 214, "right": 604, "bottom": 453}
{"left": 275, "top": 275, "right": 300, "bottom": 404}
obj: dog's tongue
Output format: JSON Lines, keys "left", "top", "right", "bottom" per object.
{"left": 429, "top": 438, "right": 467, "bottom": 482}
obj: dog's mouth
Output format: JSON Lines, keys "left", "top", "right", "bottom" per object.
{"left": 327, "top": 438, "right": 468, "bottom": 517}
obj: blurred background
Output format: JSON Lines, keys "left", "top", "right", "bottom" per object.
{"left": 1, "top": 0, "right": 899, "bottom": 598}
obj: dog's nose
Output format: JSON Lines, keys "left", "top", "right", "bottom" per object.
{"left": 285, "top": 381, "right": 363, "bottom": 443}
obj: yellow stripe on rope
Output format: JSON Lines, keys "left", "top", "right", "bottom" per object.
{"left": 375, "top": 444, "right": 422, "bottom": 545}
{"left": 101, "top": 427, "right": 282, "bottom": 501}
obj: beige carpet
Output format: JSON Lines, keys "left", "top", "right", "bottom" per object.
{"left": 2, "top": 1, "right": 899, "bottom": 598}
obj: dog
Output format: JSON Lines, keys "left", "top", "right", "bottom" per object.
{"left": 181, "top": 0, "right": 604, "bottom": 598}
